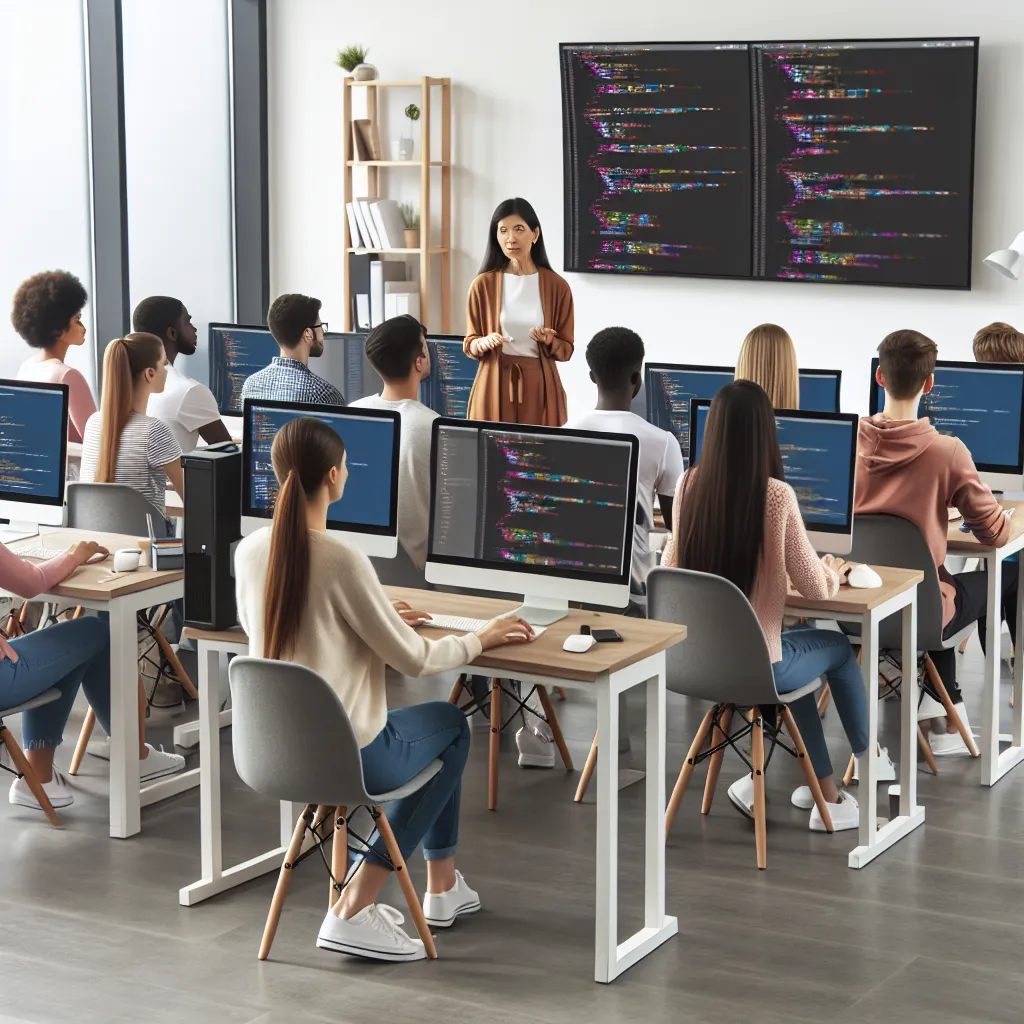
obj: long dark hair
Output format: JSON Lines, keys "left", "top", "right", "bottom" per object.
{"left": 673, "top": 380, "right": 785, "bottom": 598}
{"left": 262, "top": 417, "right": 346, "bottom": 661}
{"left": 478, "top": 197, "right": 553, "bottom": 274}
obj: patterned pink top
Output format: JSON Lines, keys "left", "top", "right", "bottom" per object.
{"left": 663, "top": 475, "right": 839, "bottom": 663}
{"left": 0, "top": 544, "right": 77, "bottom": 662}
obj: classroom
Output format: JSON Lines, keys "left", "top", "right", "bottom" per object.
{"left": 2, "top": 2, "right": 1024, "bottom": 1022}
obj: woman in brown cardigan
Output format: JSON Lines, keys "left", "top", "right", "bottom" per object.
{"left": 464, "top": 198, "right": 574, "bottom": 425}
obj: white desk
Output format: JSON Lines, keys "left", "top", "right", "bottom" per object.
{"left": 947, "top": 506, "right": 1024, "bottom": 786}
{"left": 785, "top": 566, "right": 923, "bottom": 868}
{"left": 180, "top": 589, "right": 687, "bottom": 985}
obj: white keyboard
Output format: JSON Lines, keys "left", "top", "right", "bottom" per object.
{"left": 10, "top": 544, "right": 65, "bottom": 561}
{"left": 423, "top": 613, "right": 545, "bottom": 638}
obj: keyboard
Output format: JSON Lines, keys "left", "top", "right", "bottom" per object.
{"left": 10, "top": 544, "right": 65, "bottom": 561}
{"left": 422, "top": 613, "right": 546, "bottom": 638}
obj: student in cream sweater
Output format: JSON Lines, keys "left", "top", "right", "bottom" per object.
{"left": 235, "top": 416, "right": 533, "bottom": 962}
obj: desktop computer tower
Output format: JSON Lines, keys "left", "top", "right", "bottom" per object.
{"left": 182, "top": 443, "right": 241, "bottom": 630}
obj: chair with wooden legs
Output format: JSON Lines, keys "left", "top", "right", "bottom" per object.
{"left": 0, "top": 689, "right": 65, "bottom": 827}
{"left": 448, "top": 674, "right": 572, "bottom": 811}
{"left": 228, "top": 656, "right": 439, "bottom": 961}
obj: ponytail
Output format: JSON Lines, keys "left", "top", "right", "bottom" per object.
{"left": 97, "top": 333, "right": 165, "bottom": 481}
{"left": 261, "top": 417, "right": 346, "bottom": 661}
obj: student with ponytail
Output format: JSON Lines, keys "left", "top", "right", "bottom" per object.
{"left": 234, "top": 417, "right": 534, "bottom": 962}
{"left": 80, "top": 333, "right": 183, "bottom": 523}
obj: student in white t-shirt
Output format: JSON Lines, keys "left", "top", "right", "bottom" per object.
{"left": 351, "top": 315, "right": 438, "bottom": 574}
{"left": 134, "top": 296, "right": 231, "bottom": 453}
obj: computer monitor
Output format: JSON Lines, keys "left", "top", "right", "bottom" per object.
{"left": 644, "top": 363, "right": 734, "bottom": 462}
{"left": 689, "top": 399, "right": 859, "bottom": 554}
{"left": 425, "top": 419, "right": 640, "bottom": 624}
{"left": 419, "top": 335, "right": 478, "bottom": 418}
{"left": 209, "top": 323, "right": 279, "bottom": 416}
{"left": 799, "top": 369, "right": 842, "bottom": 413}
{"left": 869, "top": 358, "right": 1024, "bottom": 490}
{"left": 320, "top": 331, "right": 383, "bottom": 403}
{"left": 241, "top": 398, "right": 400, "bottom": 557}
{"left": 0, "top": 379, "right": 70, "bottom": 541}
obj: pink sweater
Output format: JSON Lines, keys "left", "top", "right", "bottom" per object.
{"left": 17, "top": 357, "right": 97, "bottom": 444}
{"left": 663, "top": 475, "right": 839, "bottom": 663}
{"left": 0, "top": 545, "right": 77, "bottom": 662}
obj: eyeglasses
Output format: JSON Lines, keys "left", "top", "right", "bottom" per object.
{"left": 307, "top": 322, "right": 327, "bottom": 334}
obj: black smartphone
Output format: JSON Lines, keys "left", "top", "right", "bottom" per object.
{"left": 591, "top": 628, "right": 623, "bottom": 643}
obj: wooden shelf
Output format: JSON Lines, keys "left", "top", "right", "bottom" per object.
{"left": 345, "top": 78, "right": 449, "bottom": 88}
{"left": 347, "top": 160, "right": 450, "bottom": 167}
{"left": 348, "top": 247, "right": 449, "bottom": 255}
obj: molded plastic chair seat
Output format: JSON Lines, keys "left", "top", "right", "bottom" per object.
{"left": 0, "top": 688, "right": 61, "bottom": 718}
{"left": 367, "top": 761, "right": 442, "bottom": 804}
{"left": 0, "top": 688, "right": 63, "bottom": 827}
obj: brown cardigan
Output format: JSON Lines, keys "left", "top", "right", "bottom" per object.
{"left": 463, "top": 267, "right": 574, "bottom": 425}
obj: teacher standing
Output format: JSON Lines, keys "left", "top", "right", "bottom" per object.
{"left": 464, "top": 198, "right": 574, "bottom": 425}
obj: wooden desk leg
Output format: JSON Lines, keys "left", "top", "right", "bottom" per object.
{"left": 488, "top": 678, "right": 501, "bottom": 811}
{"left": 537, "top": 686, "right": 573, "bottom": 771}
{"left": 109, "top": 598, "right": 141, "bottom": 839}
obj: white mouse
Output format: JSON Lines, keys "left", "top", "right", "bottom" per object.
{"left": 847, "top": 564, "right": 883, "bottom": 589}
{"left": 112, "top": 548, "right": 142, "bottom": 573}
{"left": 562, "top": 633, "right": 597, "bottom": 654}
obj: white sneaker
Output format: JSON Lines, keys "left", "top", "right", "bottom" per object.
{"left": 853, "top": 745, "right": 897, "bottom": 783}
{"left": 422, "top": 870, "right": 481, "bottom": 928}
{"left": 317, "top": 903, "right": 427, "bottom": 961}
{"left": 918, "top": 690, "right": 946, "bottom": 721}
{"left": 810, "top": 790, "right": 859, "bottom": 832}
{"left": 516, "top": 727, "right": 555, "bottom": 769}
{"left": 727, "top": 774, "right": 756, "bottom": 819}
{"left": 791, "top": 786, "right": 814, "bottom": 811}
{"left": 929, "top": 728, "right": 970, "bottom": 756}
{"left": 139, "top": 743, "right": 186, "bottom": 782}
{"left": 9, "top": 768, "right": 74, "bottom": 810}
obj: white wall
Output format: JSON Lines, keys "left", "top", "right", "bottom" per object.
{"left": 0, "top": 1, "right": 94, "bottom": 387}
{"left": 122, "top": 0, "right": 234, "bottom": 386}
{"left": 267, "top": 0, "right": 1024, "bottom": 418}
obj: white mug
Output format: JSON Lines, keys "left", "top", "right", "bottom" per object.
{"left": 113, "top": 548, "right": 143, "bottom": 573}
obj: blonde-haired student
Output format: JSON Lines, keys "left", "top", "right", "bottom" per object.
{"left": 735, "top": 323, "right": 799, "bottom": 409}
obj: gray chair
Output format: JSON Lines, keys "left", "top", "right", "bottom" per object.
{"left": 829, "top": 514, "right": 978, "bottom": 774}
{"left": 635, "top": 566, "right": 835, "bottom": 869}
{"left": 0, "top": 689, "right": 64, "bottom": 827}
{"left": 64, "top": 482, "right": 195, "bottom": 775}
{"left": 228, "top": 656, "right": 441, "bottom": 960}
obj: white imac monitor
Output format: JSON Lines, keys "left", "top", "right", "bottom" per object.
{"left": 425, "top": 419, "right": 640, "bottom": 625}
{"left": 870, "top": 357, "right": 1024, "bottom": 492}
{"left": 241, "top": 398, "right": 401, "bottom": 557}
{"left": 0, "top": 379, "right": 70, "bottom": 543}
{"left": 690, "top": 399, "right": 859, "bottom": 555}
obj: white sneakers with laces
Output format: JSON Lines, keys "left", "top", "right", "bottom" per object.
{"left": 139, "top": 743, "right": 186, "bottom": 782}
{"left": 317, "top": 903, "right": 426, "bottom": 961}
{"left": 809, "top": 790, "right": 859, "bottom": 832}
{"left": 928, "top": 701, "right": 974, "bottom": 756}
{"left": 515, "top": 726, "right": 555, "bottom": 768}
{"left": 9, "top": 768, "right": 74, "bottom": 810}
{"left": 790, "top": 746, "right": 896, "bottom": 810}
{"left": 422, "top": 870, "right": 480, "bottom": 928}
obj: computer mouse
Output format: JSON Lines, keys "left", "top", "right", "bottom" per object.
{"left": 562, "top": 633, "right": 597, "bottom": 653}
{"left": 847, "top": 564, "right": 883, "bottom": 589}
{"left": 112, "top": 548, "right": 142, "bottom": 572}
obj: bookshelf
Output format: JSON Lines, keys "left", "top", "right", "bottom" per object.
{"left": 342, "top": 76, "right": 452, "bottom": 332}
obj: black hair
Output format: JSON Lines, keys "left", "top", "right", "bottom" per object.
{"left": 132, "top": 296, "right": 185, "bottom": 341}
{"left": 478, "top": 198, "right": 553, "bottom": 274}
{"left": 364, "top": 314, "right": 426, "bottom": 381}
{"left": 586, "top": 326, "right": 645, "bottom": 387}
{"left": 267, "top": 293, "right": 322, "bottom": 349}
{"left": 11, "top": 270, "right": 88, "bottom": 348}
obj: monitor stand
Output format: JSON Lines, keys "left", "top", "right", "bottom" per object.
{"left": 514, "top": 595, "right": 569, "bottom": 627}
{"left": 0, "top": 522, "right": 39, "bottom": 546}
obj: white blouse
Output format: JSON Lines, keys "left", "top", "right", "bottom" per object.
{"left": 500, "top": 272, "right": 543, "bottom": 357}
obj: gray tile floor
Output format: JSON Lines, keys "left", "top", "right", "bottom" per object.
{"left": 1, "top": 640, "right": 1022, "bottom": 1023}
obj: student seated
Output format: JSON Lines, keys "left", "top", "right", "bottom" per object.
{"left": 663, "top": 381, "right": 868, "bottom": 831}
{"left": 134, "top": 296, "right": 231, "bottom": 453}
{"left": 80, "top": 334, "right": 183, "bottom": 526}
{"left": 857, "top": 329, "right": 1017, "bottom": 755}
{"left": 234, "top": 416, "right": 533, "bottom": 961}
{"left": 351, "top": 314, "right": 437, "bottom": 572}
{"left": 973, "top": 321, "right": 1024, "bottom": 363}
{"left": 734, "top": 323, "right": 799, "bottom": 408}
{"left": 240, "top": 293, "right": 345, "bottom": 407}
{"left": 1, "top": 539, "right": 186, "bottom": 808}
{"left": 12, "top": 270, "right": 97, "bottom": 443}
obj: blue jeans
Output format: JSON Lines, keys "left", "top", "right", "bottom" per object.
{"left": 0, "top": 617, "right": 111, "bottom": 750}
{"left": 774, "top": 628, "right": 868, "bottom": 778}
{"left": 359, "top": 701, "right": 470, "bottom": 863}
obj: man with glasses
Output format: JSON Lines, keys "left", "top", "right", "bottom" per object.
{"left": 240, "top": 292, "right": 346, "bottom": 406}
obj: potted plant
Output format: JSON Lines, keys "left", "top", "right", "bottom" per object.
{"left": 335, "top": 44, "right": 375, "bottom": 81}
{"left": 398, "top": 103, "right": 420, "bottom": 160}
{"left": 400, "top": 203, "right": 420, "bottom": 249}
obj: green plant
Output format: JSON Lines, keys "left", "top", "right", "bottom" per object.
{"left": 335, "top": 45, "right": 368, "bottom": 72}
{"left": 399, "top": 203, "right": 419, "bottom": 230}
{"left": 404, "top": 103, "right": 421, "bottom": 123}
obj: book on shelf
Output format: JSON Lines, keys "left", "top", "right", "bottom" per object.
{"left": 351, "top": 121, "right": 371, "bottom": 162}
{"left": 384, "top": 281, "right": 420, "bottom": 320}
{"left": 353, "top": 118, "right": 381, "bottom": 161}
{"left": 370, "top": 260, "right": 407, "bottom": 327}
{"left": 346, "top": 202, "right": 367, "bottom": 248}
{"left": 355, "top": 198, "right": 384, "bottom": 249}
{"left": 351, "top": 199, "right": 375, "bottom": 249}
{"left": 369, "top": 199, "right": 407, "bottom": 250}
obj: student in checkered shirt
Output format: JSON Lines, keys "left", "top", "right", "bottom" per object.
{"left": 240, "top": 293, "right": 346, "bottom": 407}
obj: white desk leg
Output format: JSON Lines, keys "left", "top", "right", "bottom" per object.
{"left": 109, "top": 598, "right": 141, "bottom": 839}
{"left": 1014, "top": 569, "right": 1024, "bottom": 749}
{"left": 644, "top": 660, "right": 667, "bottom": 930}
{"left": 199, "top": 645, "right": 222, "bottom": 881}
{"left": 899, "top": 596, "right": 919, "bottom": 819}
{"left": 594, "top": 676, "right": 619, "bottom": 984}
{"left": 982, "top": 556, "right": 1002, "bottom": 785}
{"left": 859, "top": 612, "right": 880, "bottom": 848}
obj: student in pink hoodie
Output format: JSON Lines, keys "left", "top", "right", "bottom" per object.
{"left": 856, "top": 329, "right": 1019, "bottom": 756}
